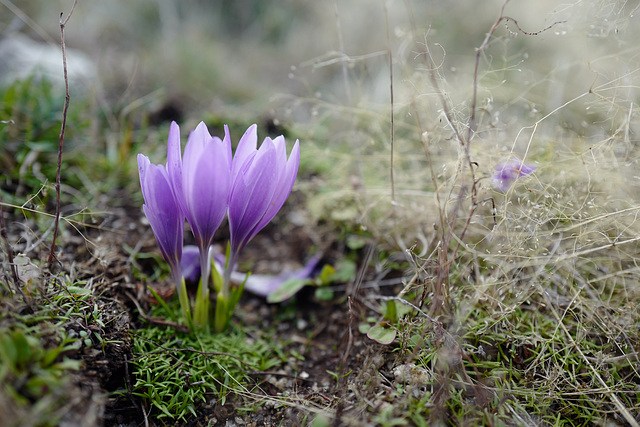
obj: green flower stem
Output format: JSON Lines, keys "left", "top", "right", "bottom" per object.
{"left": 194, "top": 279, "right": 210, "bottom": 331}
{"left": 222, "top": 250, "right": 237, "bottom": 303}
{"left": 177, "top": 276, "right": 194, "bottom": 332}
{"left": 213, "top": 249, "right": 238, "bottom": 333}
{"left": 193, "top": 245, "right": 212, "bottom": 330}
{"left": 213, "top": 289, "right": 229, "bottom": 333}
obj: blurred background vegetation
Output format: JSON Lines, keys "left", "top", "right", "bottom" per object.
{"left": 2, "top": 1, "right": 640, "bottom": 424}
{"left": 2, "top": 0, "right": 637, "bottom": 203}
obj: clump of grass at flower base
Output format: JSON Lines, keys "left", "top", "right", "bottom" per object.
{"left": 126, "top": 296, "right": 286, "bottom": 422}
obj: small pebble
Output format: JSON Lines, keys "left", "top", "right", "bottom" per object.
{"left": 296, "top": 318, "right": 308, "bottom": 330}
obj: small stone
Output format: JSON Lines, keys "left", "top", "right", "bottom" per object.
{"left": 296, "top": 318, "right": 308, "bottom": 330}
{"left": 393, "top": 363, "right": 431, "bottom": 385}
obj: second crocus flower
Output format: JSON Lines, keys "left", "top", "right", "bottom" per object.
{"left": 138, "top": 153, "right": 193, "bottom": 329}
{"left": 228, "top": 125, "right": 300, "bottom": 260}
{"left": 138, "top": 154, "right": 184, "bottom": 281}
{"left": 213, "top": 124, "right": 299, "bottom": 331}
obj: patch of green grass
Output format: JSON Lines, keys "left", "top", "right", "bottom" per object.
{"left": 0, "top": 328, "right": 80, "bottom": 404}
{"left": 0, "top": 75, "right": 90, "bottom": 199}
{"left": 378, "top": 280, "right": 640, "bottom": 426}
{"left": 0, "top": 277, "right": 113, "bottom": 426}
{"left": 128, "top": 299, "right": 286, "bottom": 422}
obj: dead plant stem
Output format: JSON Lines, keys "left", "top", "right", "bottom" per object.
{"left": 382, "top": 0, "right": 396, "bottom": 204}
{"left": 48, "top": 0, "right": 78, "bottom": 271}
{"left": 332, "top": 0, "right": 364, "bottom": 193}
{"left": 0, "top": 191, "right": 21, "bottom": 291}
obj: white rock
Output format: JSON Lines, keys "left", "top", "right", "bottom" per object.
{"left": 0, "top": 33, "right": 95, "bottom": 88}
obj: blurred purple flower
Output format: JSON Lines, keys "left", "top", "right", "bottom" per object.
{"left": 137, "top": 154, "right": 184, "bottom": 283}
{"left": 228, "top": 125, "right": 300, "bottom": 258}
{"left": 180, "top": 245, "right": 227, "bottom": 286}
{"left": 241, "top": 254, "right": 321, "bottom": 298}
{"left": 181, "top": 245, "right": 320, "bottom": 298}
{"left": 492, "top": 158, "right": 536, "bottom": 191}
{"left": 180, "top": 245, "right": 201, "bottom": 284}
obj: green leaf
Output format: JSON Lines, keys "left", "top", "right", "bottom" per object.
{"left": 358, "top": 323, "right": 371, "bottom": 334}
{"left": 147, "top": 286, "right": 176, "bottom": 321}
{"left": 42, "top": 346, "right": 62, "bottom": 367}
{"left": 193, "top": 280, "right": 210, "bottom": 330}
{"left": 314, "top": 287, "right": 334, "bottom": 301}
{"left": 384, "top": 300, "right": 398, "bottom": 323}
{"left": 267, "top": 278, "right": 309, "bottom": 303}
{"left": 211, "top": 260, "right": 224, "bottom": 294}
{"left": 346, "top": 234, "right": 367, "bottom": 250}
{"left": 13, "top": 331, "right": 35, "bottom": 366}
{"left": 178, "top": 277, "right": 194, "bottom": 332}
{"left": 229, "top": 272, "right": 248, "bottom": 312}
{"left": 367, "top": 324, "right": 396, "bottom": 345}
{"left": 310, "top": 414, "right": 331, "bottom": 427}
{"left": 329, "top": 259, "right": 356, "bottom": 283}
{"left": 213, "top": 290, "right": 229, "bottom": 333}
{"left": 0, "top": 333, "right": 18, "bottom": 368}
{"left": 318, "top": 265, "right": 336, "bottom": 285}
{"left": 66, "top": 286, "right": 91, "bottom": 298}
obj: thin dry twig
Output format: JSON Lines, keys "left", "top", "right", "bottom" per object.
{"left": 0, "top": 190, "right": 21, "bottom": 291}
{"left": 48, "top": 0, "right": 78, "bottom": 271}
{"left": 382, "top": 0, "right": 396, "bottom": 204}
{"left": 125, "top": 290, "right": 190, "bottom": 334}
{"left": 467, "top": 0, "right": 566, "bottom": 146}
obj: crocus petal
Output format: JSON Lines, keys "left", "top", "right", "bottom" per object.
{"left": 180, "top": 245, "right": 201, "bottom": 284}
{"left": 238, "top": 254, "right": 322, "bottom": 298}
{"left": 138, "top": 154, "right": 184, "bottom": 274}
{"left": 231, "top": 124, "right": 258, "bottom": 182}
{"left": 518, "top": 162, "right": 537, "bottom": 176}
{"left": 229, "top": 143, "right": 279, "bottom": 252}
{"left": 228, "top": 132, "right": 300, "bottom": 255}
{"left": 223, "top": 125, "right": 233, "bottom": 168}
{"left": 166, "top": 121, "right": 184, "bottom": 213}
{"left": 255, "top": 139, "right": 300, "bottom": 232}
{"left": 181, "top": 122, "right": 232, "bottom": 248}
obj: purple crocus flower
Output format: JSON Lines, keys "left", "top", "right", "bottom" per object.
{"left": 165, "top": 121, "right": 233, "bottom": 327}
{"left": 228, "top": 125, "right": 300, "bottom": 259}
{"left": 492, "top": 158, "right": 536, "bottom": 191}
{"left": 137, "top": 154, "right": 184, "bottom": 285}
{"left": 167, "top": 121, "right": 232, "bottom": 253}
